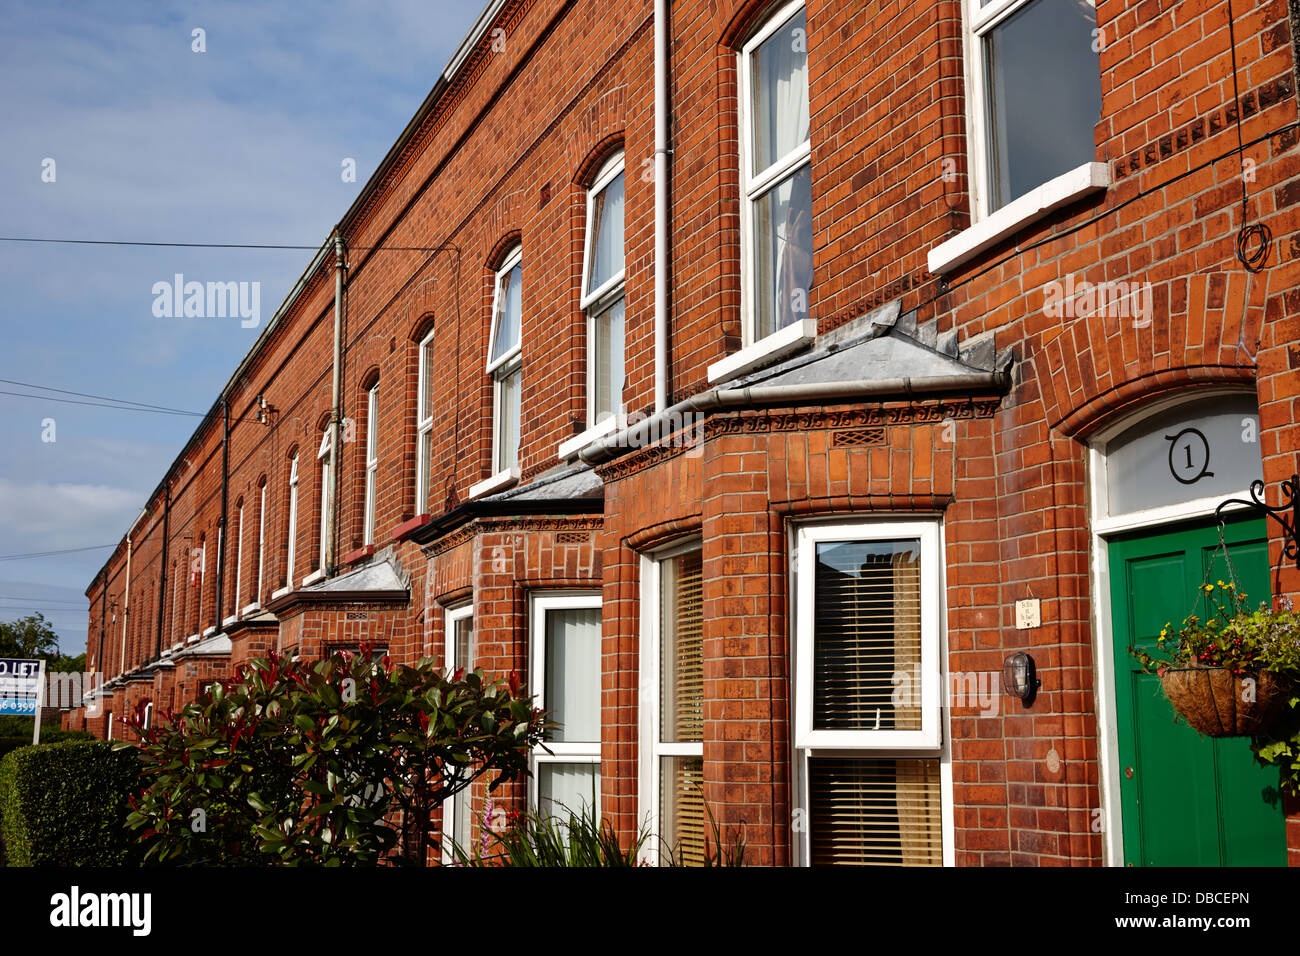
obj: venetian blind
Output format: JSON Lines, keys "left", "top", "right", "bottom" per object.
{"left": 663, "top": 755, "right": 706, "bottom": 866}
{"left": 812, "top": 541, "right": 921, "bottom": 731}
{"left": 661, "top": 549, "right": 704, "bottom": 743}
{"left": 809, "top": 757, "right": 942, "bottom": 867}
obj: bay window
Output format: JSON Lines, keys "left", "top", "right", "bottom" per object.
{"left": 966, "top": 0, "right": 1102, "bottom": 216}
{"left": 640, "top": 541, "right": 705, "bottom": 865}
{"left": 530, "top": 593, "right": 602, "bottom": 819}
{"left": 792, "top": 520, "right": 949, "bottom": 866}
{"left": 442, "top": 603, "right": 474, "bottom": 862}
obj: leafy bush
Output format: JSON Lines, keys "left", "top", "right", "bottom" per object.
{"left": 0, "top": 740, "right": 140, "bottom": 866}
{"left": 123, "top": 648, "right": 546, "bottom": 866}
{"left": 0, "top": 730, "right": 92, "bottom": 762}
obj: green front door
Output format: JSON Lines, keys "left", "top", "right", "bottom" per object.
{"left": 1109, "top": 516, "right": 1287, "bottom": 866}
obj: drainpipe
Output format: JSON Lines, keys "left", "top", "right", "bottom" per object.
{"left": 155, "top": 483, "right": 171, "bottom": 658}
{"left": 326, "top": 233, "right": 347, "bottom": 575}
{"left": 215, "top": 400, "right": 230, "bottom": 627}
{"left": 654, "top": 0, "right": 670, "bottom": 414}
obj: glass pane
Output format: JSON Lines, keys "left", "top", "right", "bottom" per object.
{"left": 808, "top": 757, "right": 943, "bottom": 867}
{"left": 420, "top": 339, "right": 436, "bottom": 419}
{"left": 490, "top": 262, "right": 522, "bottom": 364}
{"left": 1105, "top": 395, "right": 1262, "bottom": 517}
{"left": 496, "top": 366, "right": 521, "bottom": 473}
{"left": 366, "top": 389, "right": 378, "bottom": 461}
{"left": 587, "top": 171, "right": 625, "bottom": 295}
{"left": 419, "top": 428, "right": 433, "bottom": 512}
{"left": 660, "top": 549, "right": 704, "bottom": 744}
{"left": 451, "top": 788, "right": 472, "bottom": 855}
{"left": 364, "top": 466, "right": 376, "bottom": 543}
{"left": 592, "top": 296, "right": 625, "bottom": 423}
{"left": 545, "top": 606, "right": 601, "bottom": 743}
{"left": 983, "top": 0, "right": 1101, "bottom": 211}
{"left": 750, "top": 7, "right": 809, "bottom": 175}
{"left": 813, "top": 538, "right": 922, "bottom": 732}
{"left": 454, "top": 615, "right": 473, "bottom": 671}
{"left": 539, "top": 762, "right": 600, "bottom": 819}
{"left": 752, "top": 164, "right": 813, "bottom": 340}
{"left": 660, "top": 755, "right": 705, "bottom": 866}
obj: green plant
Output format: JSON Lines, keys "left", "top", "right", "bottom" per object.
{"left": 0, "top": 740, "right": 140, "bottom": 866}
{"left": 1130, "top": 583, "right": 1300, "bottom": 677}
{"left": 121, "top": 647, "right": 546, "bottom": 866}
{"left": 0, "top": 730, "right": 92, "bottom": 762}
{"left": 448, "top": 799, "right": 649, "bottom": 867}
{"left": 661, "top": 803, "right": 748, "bottom": 867}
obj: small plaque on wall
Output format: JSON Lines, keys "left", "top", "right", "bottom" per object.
{"left": 1015, "top": 598, "right": 1041, "bottom": 630}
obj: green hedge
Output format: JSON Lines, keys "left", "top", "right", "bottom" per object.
{"left": 0, "top": 730, "right": 93, "bottom": 762}
{"left": 0, "top": 741, "right": 141, "bottom": 866}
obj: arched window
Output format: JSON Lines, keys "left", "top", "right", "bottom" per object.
{"left": 286, "top": 453, "right": 300, "bottom": 588}
{"left": 487, "top": 248, "right": 523, "bottom": 477}
{"left": 582, "top": 154, "right": 626, "bottom": 429}
{"left": 364, "top": 382, "right": 379, "bottom": 545}
{"left": 317, "top": 429, "right": 333, "bottom": 569}
{"left": 416, "top": 330, "right": 436, "bottom": 513}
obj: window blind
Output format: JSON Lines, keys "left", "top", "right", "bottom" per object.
{"left": 661, "top": 755, "right": 706, "bottom": 866}
{"left": 812, "top": 540, "right": 921, "bottom": 731}
{"left": 808, "top": 757, "right": 942, "bottom": 867}
{"left": 661, "top": 549, "right": 704, "bottom": 743}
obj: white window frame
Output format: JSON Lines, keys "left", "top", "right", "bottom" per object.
{"left": 230, "top": 500, "right": 244, "bottom": 622}
{"left": 317, "top": 429, "right": 332, "bottom": 570}
{"left": 442, "top": 602, "right": 475, "bottom": 864}
{"left": 580, "top": 156, "right": 627, "bottom": 434}
{"left": 248, "top": 482, "right": 266, "bottom": 612}
{"left": 416, "top": 329, "right": 436, "bottom": 514}
{"left": 961, "top": 0, "right": 1102, "bottom": 223}
{"left": 486, "top": 248, "right": 523, "bottom": 482}
{"left": 528, "top": 592, "right": 603, "bottom": 816}
{"left": 736, "top": 0, "right": 814, "bottom": 351}
{"left": 285, "top": 454, "right": 299, "bottom": 590}
{"left": 794, "top": 519, "right": 942, "bottom": 751}
{"left": 637, "top": 538, "right": 704, "bottom": 865}
{"left": 364, "top": 383, "right": 379, "bottom": 545}
{"left": 790, "top": 517, "right": 953, "bottom": 868}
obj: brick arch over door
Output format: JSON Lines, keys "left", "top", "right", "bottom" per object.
{"left": 1034, "top": 270, "right": 1267, "bottom": 437}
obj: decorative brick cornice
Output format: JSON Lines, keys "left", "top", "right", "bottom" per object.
{"left": 1112, "top": 75, "right": 1294, "bottom": 181}
{"left": 594, "top": 435, "right": 698, "bottom": 484}
{"left": 704, "top": 399, "right": 1002, "bottom": 439}
{"left": 422, "top": 514, "right": 603, "bottom": 557}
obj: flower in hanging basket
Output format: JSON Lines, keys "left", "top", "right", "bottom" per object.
{"left": 1130, "top": 589, "right": 1300, "bottom": 738}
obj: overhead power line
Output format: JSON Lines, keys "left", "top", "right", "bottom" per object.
{"left": 0, "top": 236, "right": 451, "bottom": 252}
{"left": 0, "top": 544, "right": 116, "bottom": 562}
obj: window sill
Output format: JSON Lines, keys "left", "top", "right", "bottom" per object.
{"left": 301, "top": 569, "right": 326, "bottom": 588}
{"left": 707, "top": 318, "right": 817, "bottom": 383}
{"left": 202, "top": 625, "right": 218, "bottom": 638}
{"left": 222, "top": 614, "right": 239, "bottom": 627}
{"left": 340, "top": 544, "right": 375, "bottom": 566}
{"left": 241, "top": 601, "right": 262, "bottom": 616}
{"left": 927, "top": 162, "right": 1109, "bottom": 275}
{"left": 468, "top": 468, "right": 520, "bottom": 500}
{"left": 557, "top": 416, "right": 621, "bottom": 460}
{"left": 186, "top": 634, "right": 201, "bottom": 646}
{"left": 270, "top": 586, "right": 292, "bottom": 600}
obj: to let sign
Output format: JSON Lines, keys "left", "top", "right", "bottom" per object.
{"left": 0, "top": 658, "right": 44, "bottom": 717}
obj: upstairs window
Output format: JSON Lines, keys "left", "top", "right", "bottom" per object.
{"left": 317, "top": 429, "right": 333, "bottom": 570}
{"left": 581, "top": 157, "right": 626, "bottom": 428}
{"left": 416, "top": 330, "right": 436, "bottom": 514}
{"left": 253, "top": 481, "right": 266, "bottom": 607}
{"left": 231, "top": 499, "right": 244, "bottom": 619}
{"left": 967, "top": 0, "right": 1102, "bottom": 215}
{"left": 740, "top": 1, "right": 812, "bottom": 344}
{"left": 364, "top": 383, "right": 379, "bottom": 545}
{"left": 285, "top": 453, "right": 299, "bottom": 588}
{"left": 487, "top": 249, "right": 523, "bottom": 477}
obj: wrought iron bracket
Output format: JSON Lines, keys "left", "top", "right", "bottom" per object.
{"left": 1215, "top": 474, "right": 1300, "bottom": 568}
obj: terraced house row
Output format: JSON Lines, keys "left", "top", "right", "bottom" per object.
{"left": 67, "top": 0, "right": 1300, "bottom": 866}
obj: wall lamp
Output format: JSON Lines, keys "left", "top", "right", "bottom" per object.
{"left": 1002, "top": 652, "right": 1040, "bottom": 706}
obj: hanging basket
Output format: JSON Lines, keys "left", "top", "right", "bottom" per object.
{"left": 1159, "top": 666, "right": 1290, "bottom": 737}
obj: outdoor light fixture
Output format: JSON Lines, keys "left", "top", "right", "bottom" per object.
{"left": 1002, "top": 652, "right": 1040, "bottom": 706}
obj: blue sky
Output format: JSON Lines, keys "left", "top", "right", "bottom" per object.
{"left": 0, "top": 0, "right": 483, "bottom": 656}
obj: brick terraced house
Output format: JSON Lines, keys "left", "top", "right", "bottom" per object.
{"left": 67, "top": 0, "right": 1300, "bottom": 866}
